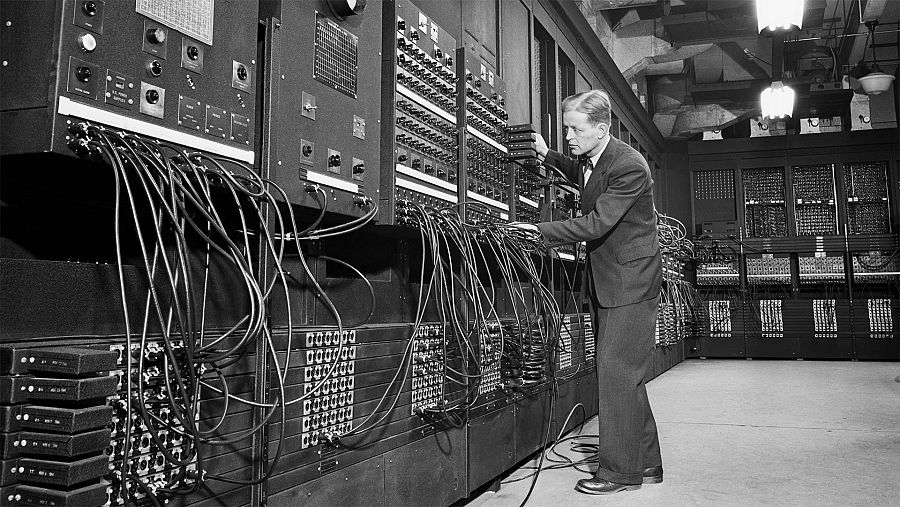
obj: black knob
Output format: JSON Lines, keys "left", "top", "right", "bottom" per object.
{"left": 398, "top": 20, "right": 406, "bottom": 31}
{"left": 146, "top": 28, "right": 166, "bottom": 44}
{"left": 353, "top": 163, "right": 365, "bottom": 174}
{"left": 148, "top": 60, "right": 162, "bottom": 77}
{"left": 410, "top": 31, "right": 419, "bottom": 41}
{"left": 236, "top": 65, "right": 248, "bottom": 81}
{"left": 302, "top": 145, "right": 313, "bottom": 157}
{"left": 187, "top": 45, "right": 200, "bottom": 60}
{"left": 145, "top": 89, "right": 160, "bottom": 104}
{"left": 81, "top": 1, "right": 97, "bottom": 16}
{"left": 329, "top": 154, "right": 341, "bottom": 167}
{"left": 75, "top": 65, "right": 92, "bottom": 82}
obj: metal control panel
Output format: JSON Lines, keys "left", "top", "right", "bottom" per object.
{"left": 792, "top": 164, "right": 838, "bottom": 236}
{"left": 0, "top": 0, "right": 258, "bottom": 163}
{"left": 380, "top": 0, "right": 460, "bottom": 225}
{"left": 743, "top": 167, "right": 788, "bottom": 238}
{"left": 458, "top": 46, "right": 511, "bottom": 224}
{"left": 262, "top": 0, "right": 382, "bottom": 218}
{"left": 843, "top": 161, "right": 892, "bottom": 235}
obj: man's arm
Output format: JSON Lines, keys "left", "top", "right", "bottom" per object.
{"left": 533, "top": 133, "right": 579, "bottom": 185}
{"left": 536, "top": 155, "right": 650, "bottom": 244}
{"left": 543, "top": 150, "right": 581, "bottom": 184}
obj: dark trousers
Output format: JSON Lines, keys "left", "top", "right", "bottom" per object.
{"left": 591, "top": 295, "right": 661, "bottom": 485}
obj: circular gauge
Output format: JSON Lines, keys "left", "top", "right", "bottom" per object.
{"left": 327, "top": 0, "right": 366, "bottom": 18}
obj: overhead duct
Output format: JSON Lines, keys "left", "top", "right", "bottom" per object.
{"left": 622, "top": 43, "right": 713, "bottom": 80}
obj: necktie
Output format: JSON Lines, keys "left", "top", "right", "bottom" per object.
{"left": 582, "top": 157, "right": 593, "bottom": 188}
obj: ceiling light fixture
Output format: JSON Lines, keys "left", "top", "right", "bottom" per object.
{"left": 757, "top": 0, "right": 802, "bottom": 119}
{"left": 760, "top": 81, "right": 795, "bottom": 119}
{"left": 855, "top": 20, "right": 895, "bottom": 95}
{"left": 756, "top": 0, "right": 804, "bottom": 33}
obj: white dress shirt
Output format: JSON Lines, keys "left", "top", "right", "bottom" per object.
{"left": 583, "top": 134, "right": 610, "bottom": 187}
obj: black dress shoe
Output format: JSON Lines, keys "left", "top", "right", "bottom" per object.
{"left": 574, "top": 477, "right": 641, "bottom": 495}
{"left": 643, "top": 465, "right": 664, "bottom": 484}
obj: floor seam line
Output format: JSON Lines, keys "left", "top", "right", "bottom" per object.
{"left": 655, "top": 421, "right": 899, "bottom": 432}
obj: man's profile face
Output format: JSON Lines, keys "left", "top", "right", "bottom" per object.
{"left": 563, "top": 110, "right": 607, "bottom": 158}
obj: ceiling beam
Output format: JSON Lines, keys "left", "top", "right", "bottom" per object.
{"left": 589, "top": 0, "right": 661, "bottom": 9}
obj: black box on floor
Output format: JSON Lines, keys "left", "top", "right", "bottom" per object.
{"left": 21, "top": 405, "right": 113, "bottom": 434}
{"left": 0, "top": 346, "right": 118, "bottom": 376}
{"left": 0, "top": 431, "right": 19, "bottom": 460}
{"left": 16, "top": 454, "right": 108, "bottom": 487}
{"left": 0, "top": 375, "right": 31, "bottom": 404}
{"left": 0, "top": 457, "right": 19, "bottom": 487}
{"left": 25, "top": 376, "right": 117, "bottom": 403}
{"left": 0, "top": 375, "right": 117, "bottom": 404}
{"left": 19, "top": 428, "right": 109, "bottom": 459}
{"left": 0, "top": 405, "right": 24, "bottom": 432}
{"left": 14, "top": 480, "right": 110, "bottom": 507}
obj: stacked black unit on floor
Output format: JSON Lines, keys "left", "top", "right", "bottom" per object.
{"left": 0, "top": 346, "right": 117, "bottom": 506}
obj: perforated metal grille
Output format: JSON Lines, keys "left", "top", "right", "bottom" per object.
{"left": 314, "top": 13, "right": 358, "bottom": 98}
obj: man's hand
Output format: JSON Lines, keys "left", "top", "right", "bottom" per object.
{"left": 533, "top": 133, "right": 549, "bottom": 161}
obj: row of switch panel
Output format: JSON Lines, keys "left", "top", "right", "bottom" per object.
{"left": 412, "top": 374, "right": 441, "bottom": 391}
{"left": 411, "top": 385, "right": 443, "bottom": 405}
{"left": 303, "top": 362, "right": 355, "bottom": 382}
{"left": 301, "top": 407, "right": 353, "bottom": 433}
{"left": 304, "top": 330, "right": 357, "bottom": 348}
{"left": 304, "top": 346, "right": 357, "bottom": 366}
{"left": 301, "top": 376, "right": 355, "bottom": 396}
{"left": 302, "top": 392, "right": 354, "bottom": 415}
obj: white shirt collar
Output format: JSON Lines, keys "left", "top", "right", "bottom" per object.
{"left": 587, "top": 134, "right": 610, "bottom": 170}
{"left": 583, "top": 135, "right": 610, "bottom": 185}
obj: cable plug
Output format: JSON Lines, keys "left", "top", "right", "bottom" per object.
{"left": 304, "top": 183, "right": 320, "bottom": 194}
{"left": 67, "top": 121, "right": 90, "bottom": 137}
{"left": 67, "top": 138, "right": 90, "bottom": 157}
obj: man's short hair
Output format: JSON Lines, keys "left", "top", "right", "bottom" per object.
{"left": 561, "top": 90, "right": 611, "bottom": 127}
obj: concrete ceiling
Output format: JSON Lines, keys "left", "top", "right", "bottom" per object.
{"left": 576, "top": 0, "right": 900, "bottom": 138}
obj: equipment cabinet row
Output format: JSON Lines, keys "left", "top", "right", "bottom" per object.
{"left": 689, "top": 297, "right": 899, "bottom": 360}
{"left": 693, "top": 158, "right": 896, "bottom": 240}
{"left": 1, "top": 0, "right": 596, "bottom": 229}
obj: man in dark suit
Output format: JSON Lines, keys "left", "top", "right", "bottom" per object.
{"left": 519, "top": 90, "right": 663, "bottom": 494}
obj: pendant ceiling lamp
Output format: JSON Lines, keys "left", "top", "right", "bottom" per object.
{"left": 856, "top": 20, "right": 895, "bottom": 95}
{"left": 756, "top": 0, "right": 804, "bottom": 33}
{"left": 760, "top": 81, "right": 795, "bottom": 119}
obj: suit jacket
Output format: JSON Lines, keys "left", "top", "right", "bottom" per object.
{"left": 536, "top": 137, "right": 661, "bottom": 308}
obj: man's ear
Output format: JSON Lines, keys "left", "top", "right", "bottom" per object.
{"left": 598, "top": 123, "right": 609, "bottom": 139}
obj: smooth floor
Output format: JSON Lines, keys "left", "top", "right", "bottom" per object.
{"left": 463, "top": 359, "right": 900, "bottom": 507}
